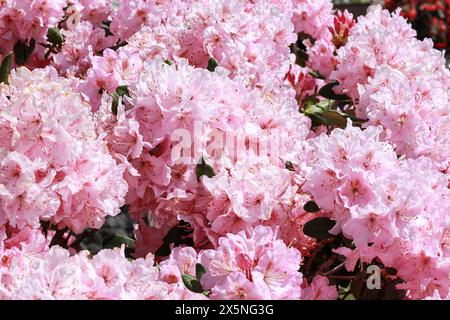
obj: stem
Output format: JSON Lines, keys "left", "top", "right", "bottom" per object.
{"left": 304, "top": 244, "right": 322, "bottom": 275}
{"left": 318, "top": 254, "right": 339, "bottom": 274}
{"left": 327, "top": 275, "right": 355, "bottom": 280}
{"left": 323, "top": 262, "right": 346, "bottom": 276}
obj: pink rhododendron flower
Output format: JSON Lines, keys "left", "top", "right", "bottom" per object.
{"left": 0, "top": 0, "right": 66, "bottom": 54}
{"left": 291, "top": 0, "right": 334, "bottom": 41}
{"left": 201, "top": 226, "right": 303, "bottom": 300}
{"left": 302, "top": 275, "right": 339, "bottom": 300}
{"left": 331, "top": 6, "right": 450, "bottom": 170}
{"left": 0, "top": 67, "right": 128, "bottom": 232}
{"left": 304, "top": 122, "right": 450, "bottom": 299}
{"left": 0, "top": 0, "right": 448, "bottom": 302}
{"left": 93, "top": 57, "right": 313, "bottom": 255}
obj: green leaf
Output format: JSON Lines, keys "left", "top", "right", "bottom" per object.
{"left": 47, "top": 27, "right": 64, "bottom": 46}
{"left": 338, "top": 284, "right": 354, "bottom": 300}
{"left": 343, "top": 113, "right": 368, "bottom": 124}
{"left": 309, "top": 70, "right": 325, "bottom": 80}
{"left": 195, "top": 263, "right": 207, "bottom": 280}
{"left": 100, "top": 21, "right": 113, "bottom": 37}
{"left": 303, "top": 217, "right": 336, "bottom": 240}
{"left": 285, "top": 161, "right": 295, "bottom": 171}
{"left": 342, "top": 292, "right": 356, "bottom": 300}
{"left": 292, "top": 46, "right": 308, "bottom": 67}
{"left": 111, "top": 92, "right": 120, "bottom": 115}
{"left": 303, "top": 98, "right": 330, "bottom": 116}
{"left": 164, "top": 59, "right": 173, "bottom": 65}
{"left": 318, "top": 82, "right": 351, "bottom": 101}
{"left": 111, "top": 85, "right": 130, "bottom": 115}
{"left": 105, "top": 235, "right": 135, "bottom": 249}
{"left": 109, "top": 41, "right": 128, "bottom": 52}
{"left": 13, "top": 39, "right": 36, "bottom": 65}
{"left": 0, "top": 54, "right": 12, "bottom": 84}
{"left": 303, "top": 200, "right": 320, "bottom": 213}
{"left": 116, "top": 85, "right": 130, "bottom": 97}
{"left": 207, "top": 58, "right": 218, "bottom": 72}
{"left": 303, "top": 96, "right": 355, "bottom": 128}
{"left": 155, "top": 221, "right": 194, "bottom": 257}
{"left": 297, "top": 32, "right": 315, "bottom": 43}
{"left": 182, "top": 274, "right": 204, "bottom": 293}
{"left": 315, "top": 111, "right": 347, "bottom": 129}
{"left": 196, "top": 158, "right": 215, "bottom": 179}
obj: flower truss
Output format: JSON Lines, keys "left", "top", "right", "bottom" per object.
{"left": 0, "top": 0, "right": 449, "bottom": 300}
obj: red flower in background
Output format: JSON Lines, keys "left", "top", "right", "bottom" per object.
{"left": 384, "top": 0, "right": 450, "bottom": 49}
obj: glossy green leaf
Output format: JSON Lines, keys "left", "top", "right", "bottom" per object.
{"left": 316, "top": 111, "right": 348, "bottom": 128}
{"left": 111, "top": 85, "right": 130, "bottom": 115}
{"left": 182, "top": 274, "right": 204, "bottom": 293}
{"left": 195, "top": 263, "right": 207, "bottom": 281}
{"left": 303, "top": 200, "right": 320, "bottom": 213}
{"left": 303, "top": 217, "right": 336, "bottom": 240}
{"left": 105, "top": 235, "right": 135, "bottom": 249}
{"left": 207, "top": 58, "right": 218, "bottom": 72}
{"left": 285, "top": 161, "right": 295, "bottom": 171}
{"left": 14, "top": 39, "right": 36, "bottom": 65}
{"left": 111, "top": 92, "right": 119, "bottom": 115}
{"left": 196, "top": 158, "right": 215, "bottom": 179}
{"left": 309, "top": 70, "right": 325, "bottom": 80}
{"left": 100, "top": 21, "right": 113, "bottom": 37}
{"left": 293, "top": 46, "right": 308, "bottom": 67}
{"left": 116, "top": 85, "right": 130, "bottom": 97}
{"left": 47, "top": 27, "right": 64, "bottom": 46}
{"left": 303, "top": 98, "right": 330, "bottom": 116}
{"left": 319, "top": 82, "right": 351, "bottom": 101}
{"left": 0, "top": 54, "right": 12, "bottom": 84}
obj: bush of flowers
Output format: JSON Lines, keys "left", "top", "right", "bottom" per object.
{"left": 0, "top": 0, "right": 449, "bottom": 300}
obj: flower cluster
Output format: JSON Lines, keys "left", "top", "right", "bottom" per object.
{"left": 291, "top": 0, "right": 356, "bottom": 80}
{"left": 331, "top": 7, "right": 450, "bottom": 170}
{"left": 200, "top": 226, "right": 303, "bottom": 299}
{"left": 304, "top": 123, "right": 450, "bottom": 299}
{"left": 0, "top": 240, "right": 194, "bottom": 299}
{"left": 95, "top": 57, "right": 314, "bottom": 255}
{"left": 0, "top": 0, "right": 66, "bottom": 54}
{"left": 53, "top": 20, "right": 116, "bottom": 77}
{"left": 291, "top": 0, "right": 334, "bottom": 41}
{"left": 0, "top": 0, "right": 449, "bottom": 301}
{"left": 0, "top": 67, "right": 127, "bottom": 233}
{"left": 79, "top": 0, "right": 301, "bottom": 108}
{"left": 1, "top": 225, "right": 307, "bottom": 300}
